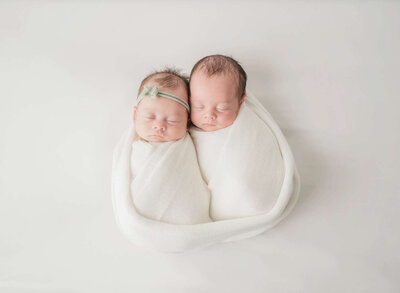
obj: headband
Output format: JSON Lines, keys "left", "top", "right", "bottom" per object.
{"left": 136, "top": 85, "right": 190, "bottom": 113}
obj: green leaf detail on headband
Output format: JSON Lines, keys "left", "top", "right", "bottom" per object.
{"left": 142, "top": 85, "right": 159, "bottom": 99}
{"left": 137, "top": 85, "right": 190, "bottom": 113}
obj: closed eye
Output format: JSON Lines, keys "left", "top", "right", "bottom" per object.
{"left": 167, "top": 120, "right": 180, "bottom": 125}
{"left": 217, "top": 107, "right": 229, "bottom": 112}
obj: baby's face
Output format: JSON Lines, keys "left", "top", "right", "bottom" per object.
{"left": 134, "top": 86, "right": 188, "bottom": 142}
{"left": 190, "top": 72, "right": 244, "bottom": 132}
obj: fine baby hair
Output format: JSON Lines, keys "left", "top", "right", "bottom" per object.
{"left": 137, "top": 67, "right": 189, "bottom": 99}
{"left": 190, "top": 54, "right": 247, "bottom": 99}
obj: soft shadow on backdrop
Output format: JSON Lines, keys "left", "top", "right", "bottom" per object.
{"left": 1, "top": 1, "right": 399, "bottom": 292}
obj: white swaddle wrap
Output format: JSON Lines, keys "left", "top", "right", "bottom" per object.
{"left": 130, "top": 135, "right": 212, "bottom": 225}
{"left": 190, "top": 102, "right": 284, "bottom": 220}
{"left": 112, "top": 91, "right": 300, "bottom": 252}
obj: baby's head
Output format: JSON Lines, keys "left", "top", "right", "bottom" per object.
{"left": 133, "top": 69, "right": 190, "bottom": 142}
{"left": 189, "top": 55, "right": 247, "bottom": 131}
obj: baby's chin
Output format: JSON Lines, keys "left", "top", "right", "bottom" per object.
{"left": 145, "top": 135, "right": 170, "bottom": 142}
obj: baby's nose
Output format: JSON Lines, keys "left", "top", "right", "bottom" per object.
{"left": 203, "top": 112, "right": 216, "bottom": 120}
{"left": 152, "top": 122, "right": 166, "bottom": 131}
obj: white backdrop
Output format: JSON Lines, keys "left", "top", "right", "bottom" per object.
{"left": 1, "top": 1, "right": 399, "bottom": 292}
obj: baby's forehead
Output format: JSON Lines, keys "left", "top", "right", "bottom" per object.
{"left": 193, "top": 68, "right": 238, "bottom": 82}
{"left": 138, "top": 97, "right": 186, "bottom": 114}
{"left": 190, "top": 73, "right": 238, "bottom": 99}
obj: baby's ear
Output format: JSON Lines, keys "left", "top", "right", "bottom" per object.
{"left": 133, "top": 106, "right": 137, "bottom": 122}
{"left": 239, "top": 93, "right": 246, "bottom": 105}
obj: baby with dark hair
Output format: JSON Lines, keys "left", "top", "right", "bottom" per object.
{"left": 130, "top": 68, "right": 212, "bottom": 225}
{"left": 189, "top": 55, "right": 247, "bottom": 131}
{"left": 189, "top": 55, "right": 284, "bottom": 220}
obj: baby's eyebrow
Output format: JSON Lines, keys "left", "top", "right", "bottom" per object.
{"left": 171, "top": 111, "right": 187, "bottom": 117}
{"left": 140, "top": 106, "right": 156, "bottom": 112}
{"left": 143, "top": 112, "right": 156, "bottom": 117}
{"left": 141, "top": 109, "right": 155, "bottom": 114}
{"left": 191, "top": 99, "right": 231, "bottom": 103}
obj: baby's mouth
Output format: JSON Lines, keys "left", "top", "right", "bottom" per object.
{"left": 148, "top": 134, "right": 166, "bottom": 142}
{"left": 151, "top": 132, "right": 165, "bottom": 138}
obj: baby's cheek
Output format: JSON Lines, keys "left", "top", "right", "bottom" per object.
{"left": 138, "top": 121, "right": 153, "bottom": 134}
{"left": 228, "top": 109, "right": 239, "bottom": 119}
{"left": 190, "top": 111, "right": 197, "bottom": 121}
{"left": 220, "top": 112, "right": 236, "bottom": 125}
{"left": 170, "top": 124, "right": 187, "bottom": 140}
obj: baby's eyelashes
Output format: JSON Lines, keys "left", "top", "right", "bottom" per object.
{"left": 191, "top": 104, "right": 230, "bottom": 112}
{"left": 142, "top": 115, "right": 181, "bottom": 125}
{"left": 167, "top": 120, "right": 181, "bottom": 125}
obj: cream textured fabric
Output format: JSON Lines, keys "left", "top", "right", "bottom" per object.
{"left": 111, "top": 91, "right": 300, "bottom": 252}
{"left": 190, "top": 101, "right": 284, "bottom": 220}
{"left": 130, "top": 136, "right": 212, "bottom": 225}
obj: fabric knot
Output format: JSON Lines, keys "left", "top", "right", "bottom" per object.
{"left": 137, "top": 84, "right": 190, "bottom": 113}
{"left": 143, "top": 85, "right": 159, "bottom": 99}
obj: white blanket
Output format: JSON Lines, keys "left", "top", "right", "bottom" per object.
{"left": 112, "top": 91, "right": 300, "bottom": 252}
{"left": 130, "top": 136, "right": 212, "bottom": 225}
{"left": 190, "top": 102, "right": 284, "bottom": 220}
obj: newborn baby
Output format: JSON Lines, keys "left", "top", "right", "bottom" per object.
{"left": 189, "top": 55, "right": 284, "bottom": 220}
{"left": 130, "top": 69, "right": 211, "bottom": 224}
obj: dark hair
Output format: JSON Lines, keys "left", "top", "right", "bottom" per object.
{"left": 189, "top": 54, "right": 247, "bottom": 99}
{"left": 138, "top": 67, "right": 189, "bottom": 97}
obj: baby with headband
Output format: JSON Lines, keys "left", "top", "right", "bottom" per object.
{"left": 189, "top": 55, "right": 284, "bottom": 220}
{"left": 133, "top": 71, "right": 190, "bottom": 143}
{"left": 130, "top": 69, "right": 212, "bottom": 224}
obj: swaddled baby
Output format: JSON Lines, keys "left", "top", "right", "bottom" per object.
{"left": 130, "top": 69, "right": 211, "bottom": 224}
{"left": 189, "top": 55, "right": 284, "bottom": 220}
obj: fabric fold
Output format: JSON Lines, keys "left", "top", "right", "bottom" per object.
{"left": 130, "top": 135, "right": 212, "bottom": 225}
{"left": 111, "top": 91, "right": 300, "bottom": 252}
{"left": 190, "top": 102, "right": 284, "bottom": 220}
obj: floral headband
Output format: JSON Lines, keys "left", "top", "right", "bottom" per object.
{"left": 136, "top": 85, "right": 190, "bottom": 113}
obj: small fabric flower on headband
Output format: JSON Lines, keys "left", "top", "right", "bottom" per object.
{"left": 141, "top": 85, "right": 160, "bottom": 99}
{"left": 136, "top": 85, "right": 190, "bottom": 113}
